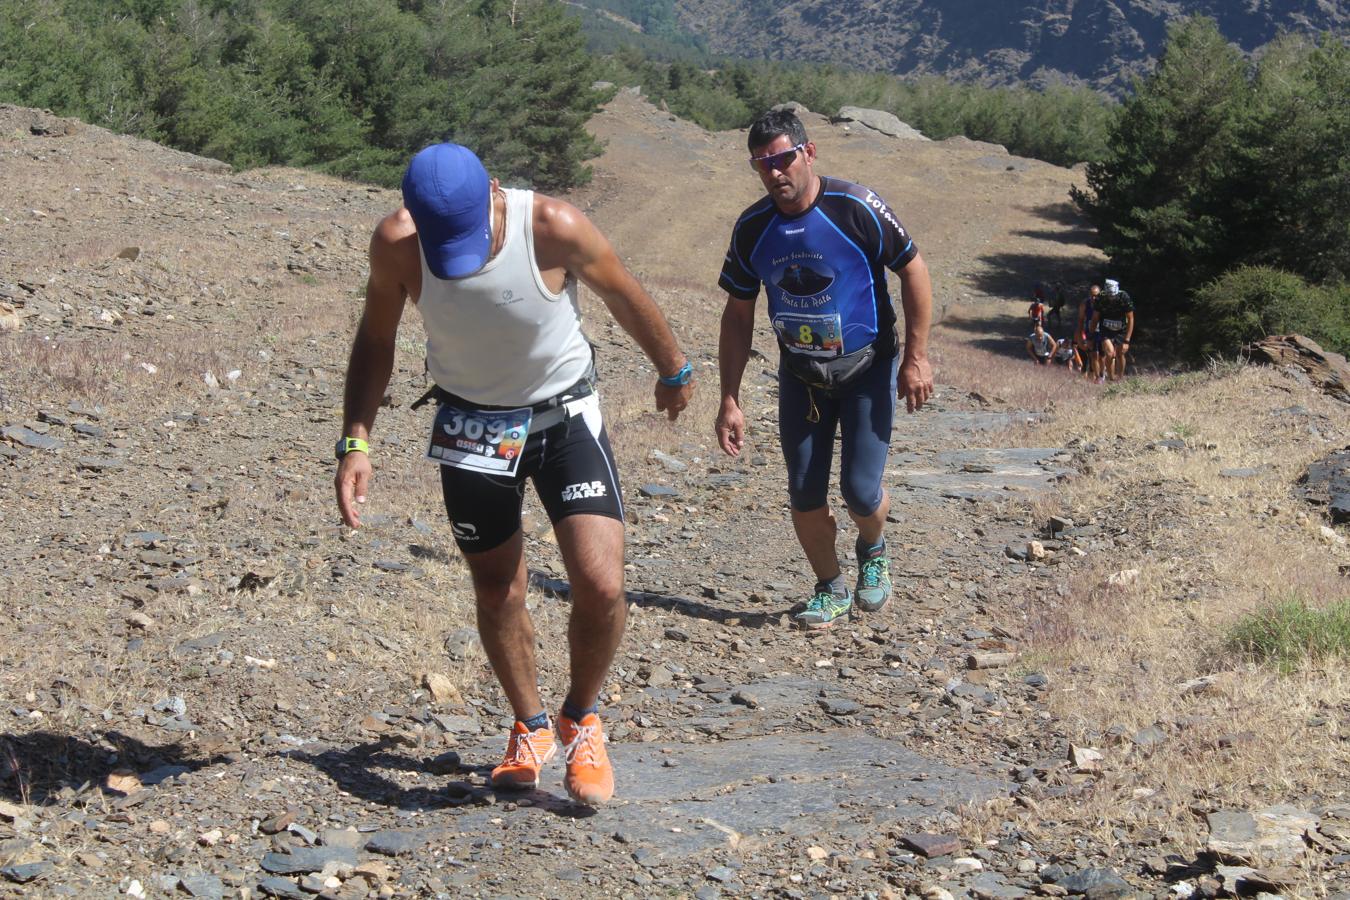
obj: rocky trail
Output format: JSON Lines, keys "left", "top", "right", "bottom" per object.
{"left": 2, "top": 97, "right": 1348, "bottom": 899}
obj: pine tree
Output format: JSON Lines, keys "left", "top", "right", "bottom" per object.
{"left": 1073, "top": 17, "right": 1251, "bottom": 310}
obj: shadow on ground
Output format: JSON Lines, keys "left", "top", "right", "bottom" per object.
{"left": 286, "top": 740, "right": 598, "bottom": 819}
{"left": 0, "top": 731, "right": 230, "bottom": 806}
{"left": 1021, "top": 200, "right": 1091, "bottom": 228}
{"left": 528, "top": 571, "right": 790, "bottom": 628}
{"left": 936, "top": 309, "right": 1044, "bottom": 360}
{"left": 970, "top": 250, "right": 1104, "bottom": 300}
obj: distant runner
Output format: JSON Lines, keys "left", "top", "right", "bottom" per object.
{"left": 1053, "top": 335, "right": 1082, "bottom": 372}
{"left": 1076, "top": 282, "right": 1102, "bottom": 382}
{"left": 1090, "top": 278, "right": 1134, "bottom": 383}
{"left": 1026, "top": 322, "right": 1055, "bottom": 365}
{"left": 715, "top": 108, "right": 934, "bottom": 629}
{"left": 335, "top": 143, "right": 692, "bottom": 805}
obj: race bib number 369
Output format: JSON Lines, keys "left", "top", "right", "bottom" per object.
{"left": 427, "top": 403, "right": 531, "bottom": 475}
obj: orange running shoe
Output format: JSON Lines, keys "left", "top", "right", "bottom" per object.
{"left": 490, "top": 720, "right": 556, "bottom": 790}
{"left": 557, "top": 712, "right": 614, "bottom": 805}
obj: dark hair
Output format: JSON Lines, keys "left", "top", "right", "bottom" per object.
{"left": 748, "top": 109, "right": 808, "bottom": 153}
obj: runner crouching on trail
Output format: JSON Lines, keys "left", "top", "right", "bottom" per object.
{"left": 335, "top": 143, "right": 692, "bottom": 805}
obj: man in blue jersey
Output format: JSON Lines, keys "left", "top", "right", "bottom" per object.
{"left": 715, "top": 109, "right": 934, "bottom": 629}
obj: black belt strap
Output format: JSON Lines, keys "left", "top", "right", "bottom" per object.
{"left": 411, "top": 366, "right": 596, "bottom": 413}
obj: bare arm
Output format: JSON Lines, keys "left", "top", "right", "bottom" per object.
{"left": 715, "top": 295, "right": 756, "bottom": 457}
{"left": 335, "top": 211, "right": 416, "bottom": 528}
{"left": 534, "top": 197, "right": 690, "bottom": 420}
{"left": 896, "top": 251, "right": 934, "bottom": 413}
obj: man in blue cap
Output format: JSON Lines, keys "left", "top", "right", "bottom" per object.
{"left": 335, "top": 143, "right": 693, "bottom": 806}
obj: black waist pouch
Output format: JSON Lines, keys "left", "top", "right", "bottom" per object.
{"left": 780, "top": 327, "right": 896, "bottom": 394}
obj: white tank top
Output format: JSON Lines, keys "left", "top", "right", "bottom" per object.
{"left": 416, "top": 188, "right": 592, "bottom": 406}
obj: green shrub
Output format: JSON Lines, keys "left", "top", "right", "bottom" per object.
{"left": 1074, "top": 19, "right": 1350, "bottom": 314}
{"left": 1227, "top": 598, "right": 1350, "bottom": 673}
{"left": 1181, "top": 266, "right": 1350, "bottom": 360}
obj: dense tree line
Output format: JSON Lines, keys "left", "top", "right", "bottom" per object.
{"left": 0, "top": 0, "right": 606, "bottom": 190}
{"left": 595, "top": 50, "right": 1118, "bottom": 168}
{"left": 1073, "top": 18, "right": 1350, "bottom": 356}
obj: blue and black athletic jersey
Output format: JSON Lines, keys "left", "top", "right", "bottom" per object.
{"left": 718, "top": 176, "right": 918, "bottom": 358}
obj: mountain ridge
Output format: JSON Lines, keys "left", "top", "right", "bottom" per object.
{"left": 668, "top": 0, "right": 1348, "bottom": 93}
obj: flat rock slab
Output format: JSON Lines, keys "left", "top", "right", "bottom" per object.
{"left": 1206, "top": 805, "right": 1318, "bottom": 864}
{"left": 900, "top": 447, "right": 1072, "bottom": 501}
{"left": 259, "top": 846, "right": 358, "bottom": 875}
{"left": 461, "top": 730, "right": 1007, "bottom": 862}
{"left": 1299, "top": 449, "right": 1350, "bottom": 523}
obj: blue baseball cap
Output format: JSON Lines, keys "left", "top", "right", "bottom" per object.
{"left": 401, "top": 143, "right": 491, "bottom": 279}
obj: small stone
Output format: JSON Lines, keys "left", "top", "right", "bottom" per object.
{"left": 256, "top": 876, "right": 306, "bottom": 899}
{"left": 1026, "top": 540, "right": 1046, "bottom": 560}
{"left": 259, "top": 810, "right": 297, "bottom": 835}
{"left": 352, "top": 861, "right": 392, "bottom": 883}
{"left": 707, "top": 865, "right": 737, "bottom": 883}
{"left": 730, "top": 691, "right": 759, "bottom": 709}
{"left": 1069, "top": 744, "right": 1104, "bottom": 772}
{"left": 818, "top": 698, "right": 862, "bottom": 716}
{"left": 260, "top": 847, "right": 358, "bottom": 875}
{"left": 899, "top": 833, "right": 963, "bottom": 858}
{"left": 125, "top": 612, "right": 154, "bottom": 630}
{"left": 423, "top": 672, "right": 462, "bottom": 704}
{"left": 425, "top": 751, "right": 461, "bottom": 775}
{"left": 1131, "top": 725, "right": 1167, "bottom": 749}
{"left": 179, "top": 871, "right": 225, "bottom": 899}
{"left": 806, "top": 846, "right": 829, "bottom": 861}
{"left": 1057, "top": 867, "right": 1133, "bottom": 898}
{"left": 1, "top": 861, "right": 53, "bottom": 884}
{"left": 365, "top": 830, "right": 429, "bottom": 857}
{"left": 1, "top": 426, "right": 63, "bottom": 451}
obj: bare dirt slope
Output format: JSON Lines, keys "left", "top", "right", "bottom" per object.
{"left": 1, "top": 96, "right": 1347, "bottom": 900}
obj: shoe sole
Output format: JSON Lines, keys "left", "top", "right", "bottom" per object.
{"left": 564, "top": 783, "right": 614, "bottom": 806}
{"left": 796, "top": 612, "right": 850, "bottom": 630}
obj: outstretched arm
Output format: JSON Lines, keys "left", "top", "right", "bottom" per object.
{"left": 897, "top": 252, "right": 934, "bottom": 413}
{"left": 534, "top": 197, "right": 691, "bottom": 420}
{"left": 335, "top": 211, "right": 415, "bottom": 528}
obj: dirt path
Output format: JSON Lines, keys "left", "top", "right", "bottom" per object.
{"left": 7, "top": 98, "right": 1343, "bottom": 899}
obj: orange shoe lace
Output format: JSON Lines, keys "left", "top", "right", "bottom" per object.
{"left": 563, "top": 720, "right": 606, "bottom": 767}
{"left": 504, "top": 727, "right": 552, "bottom": 767}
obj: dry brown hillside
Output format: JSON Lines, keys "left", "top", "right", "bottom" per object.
{"left": 1, "top": 95, "right": 1347, "bottom": 899}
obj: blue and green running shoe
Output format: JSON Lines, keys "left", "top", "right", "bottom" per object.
{"left": 793, "top": 586, "right": 853, "bottom": 629}
{"left": 855, "top": 551, "right": 892, "bottom": 613}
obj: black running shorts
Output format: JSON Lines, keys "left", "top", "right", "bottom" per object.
{"left": 437, "top": 395, "right": 624, "bottom": 553}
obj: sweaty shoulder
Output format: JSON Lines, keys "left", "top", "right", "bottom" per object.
{"left": 532, "top": 193, "right": 606, "bottom": 272}
{"left": 532, "top": 193, "right": 588, "bottom": 246}
{"left": 370, "top": 208, "right": 420, "bottom": 285}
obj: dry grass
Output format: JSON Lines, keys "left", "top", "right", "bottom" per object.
{"left": 932, "top": 330, "right": 1100, "bottom": 413}
{"left": 960, "top": 363, "right": 1350, "bottom": 887}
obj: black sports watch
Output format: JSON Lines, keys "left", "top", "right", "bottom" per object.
{"left": 335, "top": 436, "right": 369, "bottom": 459}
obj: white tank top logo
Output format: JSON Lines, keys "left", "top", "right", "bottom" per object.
{"left": 415, "top": 188, "right": 592, "bottom": 406}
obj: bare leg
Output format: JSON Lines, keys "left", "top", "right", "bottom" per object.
{"left": 847, "top": 488, "right": 889, "bottom": 547}
{"left": 463, "top": 531, "right": 544, "bottom": 721}
{"left": 554, "top": 514, "right": 626, "bottom": 711}
{"left": 792, "top": 505, "right": 841, "bottom": 583}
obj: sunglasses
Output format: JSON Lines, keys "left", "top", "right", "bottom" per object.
{"left": 749, "top": 143, "right": 805, "bottom": 174}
